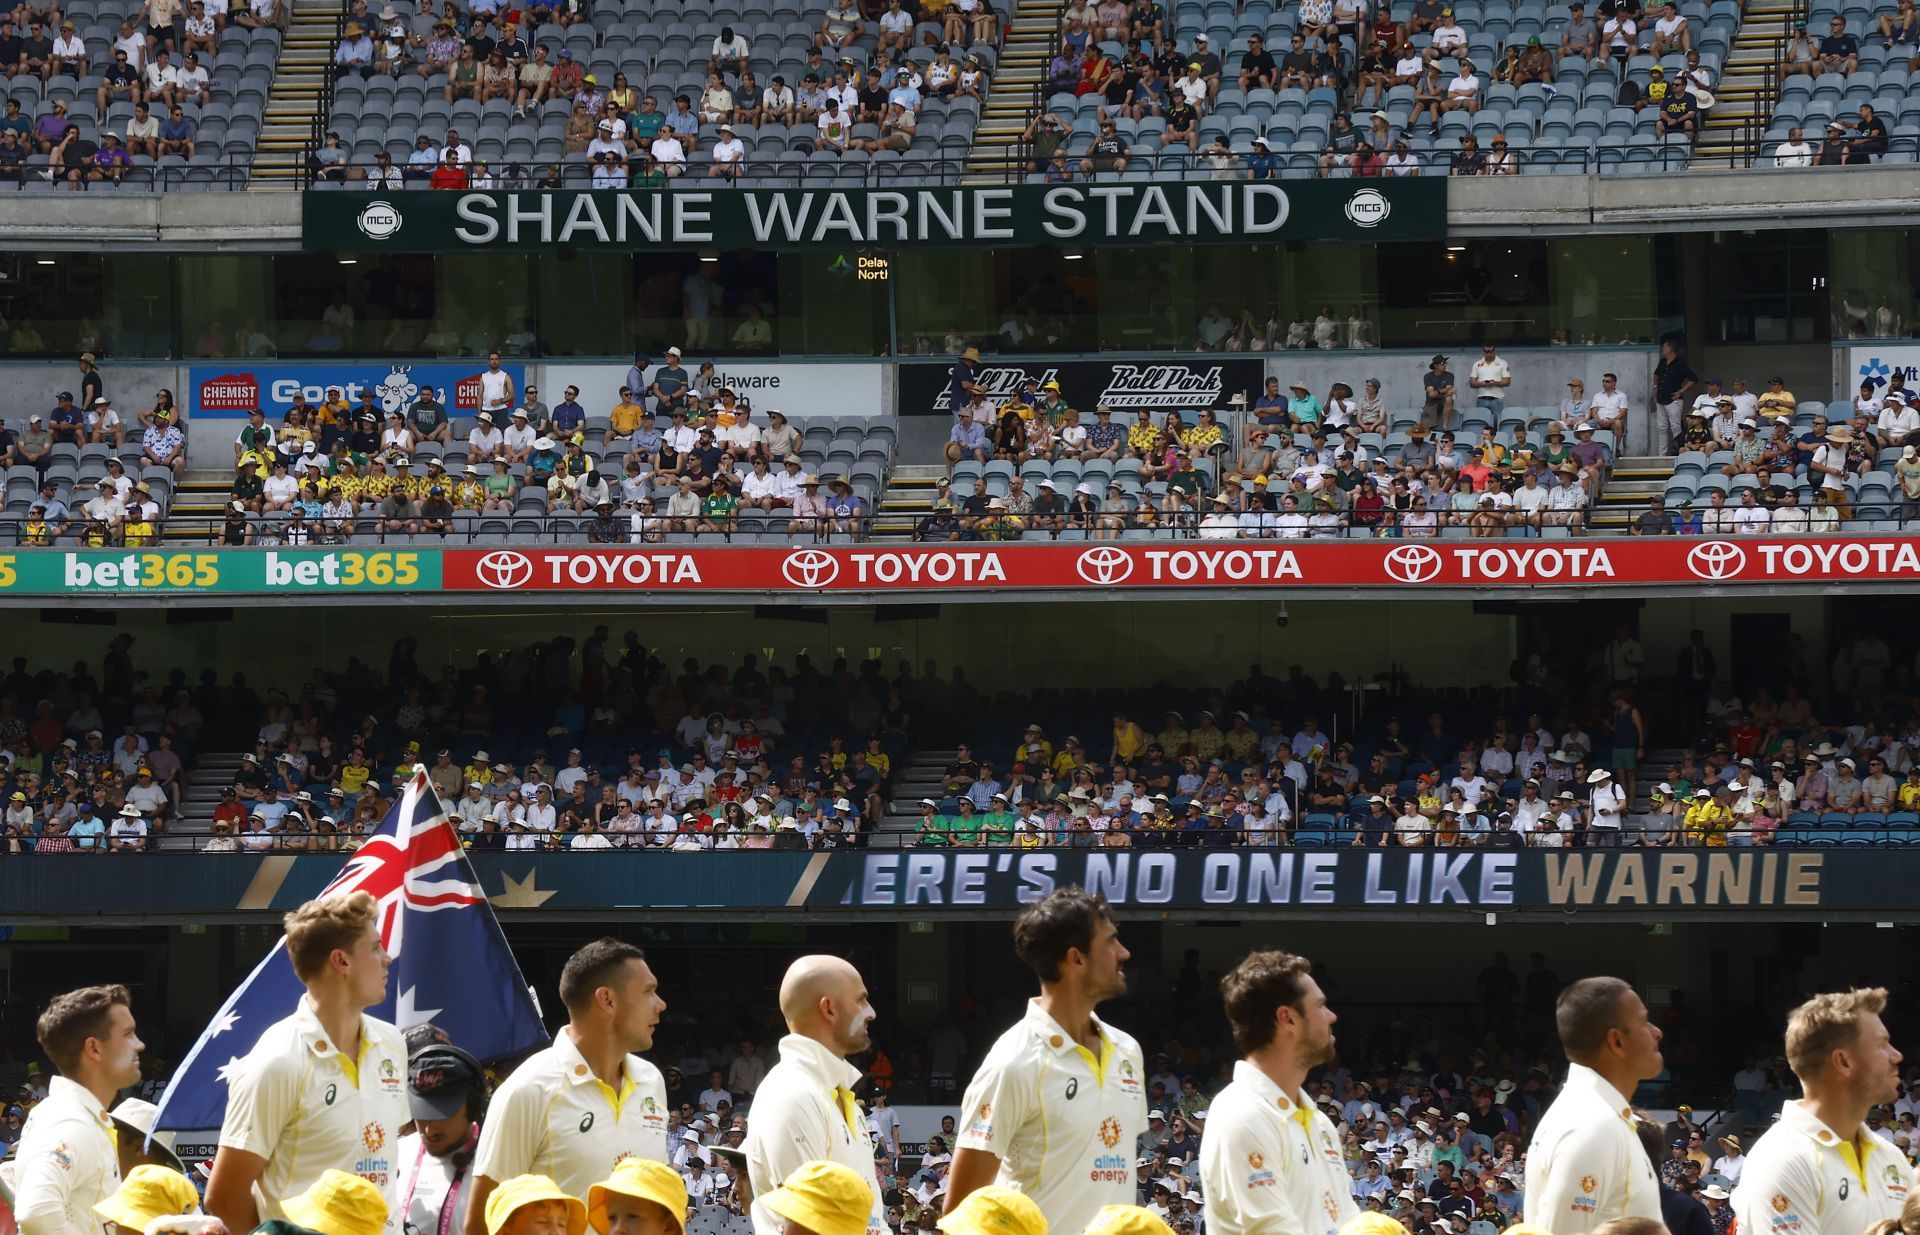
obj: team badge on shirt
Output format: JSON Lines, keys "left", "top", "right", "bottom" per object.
{"left": 968, "top": 1104, "right": 993, "bottom": 1138}
{"left": 1248, "top": 1153, "right": 1264, "bottom": 1170}
{"left": 1772, "top": 1195, "right": 1790, "bottom": 1214}
{"left": 50, "top": 1142, "right": 72, "bottom": 1171}
{"left": 1570, "top": 1176, "right": 1599, "bottom": 1214}
{"left": 379, "top": 1059, "right": 402, "bottom": 1092}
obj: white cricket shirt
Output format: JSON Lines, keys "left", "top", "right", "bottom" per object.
{"left": 1200, "top": 1060, "right": 1358, "bottom": 1235}
{"left": 1522, "top": 1063, "right": 1663, "bottom": 1235}
{"left": 472, "top": 1027, "right": 669, "bottom": 1199}
{"left": 1733, "top": 1099, "right": 1913, "bottom": 1235}
{"left": 12, "top": 1076, "right": 120, "bottom": 1235}
{"left": 955, "top": 1000, "right": 1147, "bottom": 1235}
{"left": 743, "top": 1034, "right": 885, "bottom": 1235}
{"left": 218, "top": 1000, "right": 411, "bottom": 1233}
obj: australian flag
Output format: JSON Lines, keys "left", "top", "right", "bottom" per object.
{"left": 152, "top": 769, "right": 550, "bottom": 1132}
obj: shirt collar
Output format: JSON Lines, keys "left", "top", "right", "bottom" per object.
{"left": 1776, "top": 1098, "right": 1879, "bottom": 1152}
{"left": 47, "top": 1074, "right": 110, "bottom": 1122}
{"left": 776, "top": 1032, "right": 863, "bottom": 1091}
{"left": 556, "top": 1025, "right": 645, "bottom": 1088}
{"left": 1023, "top": 998, "right": 1116, "bottom": 1061}
{"left": 289, "top": 996, "right": 371, "bottom": 1062}
{"left": 1231, "top": 1059, "right": 1316, "bottom": 1114}
{"left": 1563, "top": 1062, "right": 1636, "bottom": 1122}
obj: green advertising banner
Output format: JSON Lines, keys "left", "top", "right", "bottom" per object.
{"left": 303, "top": 180, "right": 1447, "bottom": 252}
{"left": 0, "top": 548, "right": 440, "bottom": 595}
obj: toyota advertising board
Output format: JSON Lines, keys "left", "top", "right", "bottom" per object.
{"left": 0, "top": 537, "right": 1909, "bottom": 599}
{"left": 896, "top": 357, "right": 1269, "bottom": 417}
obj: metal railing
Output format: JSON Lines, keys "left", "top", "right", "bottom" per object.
{"left": 21, "top": 821, "right": 1920, "bottom": 851}
{"left": 0, "top": 158, "right": 258, "bottom": 191}
{"left": 9, "top": 501, "right": 1919, "bottom": 546}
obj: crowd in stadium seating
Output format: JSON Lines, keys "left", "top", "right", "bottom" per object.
{"left": 929, "top": 346, "right": 1608, "bottom": 540}
{"left": 0, "top": 641, "right": 198, "bottom": 854}
{"left": 1, "top": 637, "right": 915, "bottom": 852}
{"left": 212, "top": 351, "right": 883, "bottom": 545}
{"left": 311, "top": 0, "right": 996, "bottom": 187}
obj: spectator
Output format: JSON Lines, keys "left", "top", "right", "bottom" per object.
{"left": 1818, "top": 15, "right": 1860, "bottom": 74}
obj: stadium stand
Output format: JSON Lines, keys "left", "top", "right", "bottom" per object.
{"left": 0, "top": 0, "right": 280, "bottom": 188}
{"left": 310, "top": 0, "right": 995, "bottom": 187}
{"left": 1029, "top": 0, "right": 1736, "bottom": 176}
{"left": 1761, "top": 0, "right": 1908, "bottom": 164}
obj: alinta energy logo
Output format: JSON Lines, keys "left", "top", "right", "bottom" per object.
{"left": 474, "top": 550, "right": 534, "bottom": 590}
{"left": 781, "top": 548, "right": 840, "bottom": 588}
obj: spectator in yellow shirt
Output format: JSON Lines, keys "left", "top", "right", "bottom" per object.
{"left": 124, "top": 515, "right": 156, "bottom": 546}
{"left": 1128, "top": 410, "right": 1161, "bottom": 454}
{"left": 1111, "top": 712, "right": 1148, "bottom": 764}
{"left": 1156, "top": 711, "right": 1191, "bottom": 756}
{"left": 1016, "top": 724, "right": 1054, "bottom": 768}
{"left": 23, "top": 509, "right": 51, "bottom": 546}
{"left": 1756, "top": 376, "right": 1797, "bottom": 420}
{"left": 607, "top": 390, "right": 646, "bottom": 446}
{"left": 1898, "top": 767, "right": 1920, "bottom": 809}
{"left": 1682, "top": 787, "right": 1731, "bottom": 846}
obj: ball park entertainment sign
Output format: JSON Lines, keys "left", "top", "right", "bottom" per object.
{"left": 303, "top": 181, "right": 1446, "bottom": 252}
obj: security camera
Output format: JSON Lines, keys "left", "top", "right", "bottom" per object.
{"left": 1274, "top": 604, "right": 1290, "bottom": 629}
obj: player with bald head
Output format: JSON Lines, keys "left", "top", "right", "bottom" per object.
{"left": 743, "top": 955, "right": 885, "bottom": 1235}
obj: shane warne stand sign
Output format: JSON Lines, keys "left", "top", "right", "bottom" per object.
{"left": 0, "top": 536, "right": 1915, "bottom": 596}
{"left": 302, "top": 181, "right": 1446, "bottom": 252}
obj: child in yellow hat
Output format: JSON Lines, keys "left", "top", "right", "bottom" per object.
{"left": 587, "top": 1160, "right": 688, "bottom": 1235}
{"left": 758, "top": 1162, "right": 874, "bottom": 1235}
{"left": 94, "top": 1165, "right": 203, "bottom": 1235}
{"left": 1081, "top": 1206, "right": 1167, "bottom": 1235}
{"left": 484, "top": 1176, "right": 588, "bottom": 1235}
{"left": 938, "top": 1186, "right": 1047, "bottom": 1235}
{"left": 279, "top": 1169, "right": 390, "bottom": 1235}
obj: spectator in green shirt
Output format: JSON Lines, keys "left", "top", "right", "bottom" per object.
{"left": 699, "top": 478, "right": 739, "bottom": 534}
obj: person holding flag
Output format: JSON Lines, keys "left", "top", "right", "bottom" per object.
{"left": 944, "top": 888, "right": 1146, "bottom": 1235}
{"left": 1199, "top": 950, "right": 1355, "bottom": 1235}
{"left": 11, "top": 985, "right": 145, "bottom": 1235}
{"left": 744, "top": 957, "right": 885, "bottom": 1235}
{"left": 467, "top": 939, "right": 670, "bottom": 1235}
{"left": 204, "top": 890, "right": 412, "bottom": 1235}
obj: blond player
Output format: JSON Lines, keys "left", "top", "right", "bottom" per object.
{"left": 1200, "top": 951, "right": 1356, "bottom": 1235}
{"left": 744, "top": 956, "right": 885, "bottom": 1235}
{"left": 12, "top": 985, "right": 145, "bottom": 1235}
{"left": 946, "top": 888, "right": 1147, "bottom": 1235}
{"left": 1523, "top": 976, "right": 1665, "bottom": 1235}
{"left": 207, "top": 891, "right": 410, "bottom": 1235}
{"left": 1734, "top": 988, "right": 1912, "bottom": 1235}
{"left": 466, "top": 938, "right": 670, "bottom": 1235}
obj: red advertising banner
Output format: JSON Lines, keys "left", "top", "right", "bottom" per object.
{"left": 440, "top": 536, "right": 1920, "bottom": 593}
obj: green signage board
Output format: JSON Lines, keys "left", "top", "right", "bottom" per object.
{"left": 303, "top": 181, "right": 1447, "bottom": 252}
{"left": 0, "top": 548, "right": 439, "bottom": 595}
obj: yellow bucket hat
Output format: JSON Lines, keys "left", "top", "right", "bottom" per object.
{"left": 937, "top": 1187, "right": 1048, "bottom": 1235}
{"left": 94, "top": 1165, "right": 200, "bottom": 1231}
{"left": 486, "top": 1176, "right": 588, "bottom": 1235}
{"left": 588, "top": 1161, "right": 688, "bottom": 1235}
{"left": 282, "top": 1170, "right": 390, "bottom": 1235}
{"left": 1340, "top": 1216, "right": 1413, "bottom": 1235}
{"left": 1082, "top": 1206, "right": 1170, "bottom": 1235}
{"left": 758, "top": 1161, "right": 874, "bottom": 1235}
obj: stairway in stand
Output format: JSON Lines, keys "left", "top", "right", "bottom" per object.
{"left": 964, "top": 0, "right": 1063, "bottom": 179}
{"left": 870, "top": 463, "right": 947, "bottom": 539}
{"left": 1592, "top": 455, "right": 1678, "bottom": 533}
{"left": 162, "top": 471, "right": 241, "bottom": 541}
{"left": 1693, "top": 0, "right": 1798, "bottom": 169}
{"left": 251, "top": 0, "right": 340, "bottom": 186}
{"left": 166, "top": 751, "right": 246, "bottom": 846}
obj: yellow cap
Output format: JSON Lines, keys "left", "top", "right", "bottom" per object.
{"left": 588, "top": 1161, "right": 688, "bottom": 1235}
{"left": 938, "top": 1188, "right": 1048, "bottom": 1235}
{"left": 759, "top": 1161, "right": 874, "bottom": 1235}
{"left": 282, "top": 1170, "right": 390, "bottom": 1235}
{"left": 486, "top": 1176, "right": 587, "bottom": 1235}
{"left": 1082, "top": 1206, "right": 1171, "bottom": 1235}
{"left": 94, "top": 1165, "right": 200, "bottom": 1231}
{"left": 1340, "top": 1216, "right": 1412, "bottom": 1235}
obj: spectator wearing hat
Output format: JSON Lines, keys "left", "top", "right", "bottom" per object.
{"left": 397, "top": 1043, "right": 490, "bottom": 1235}
{"left": 587, "top": 1160, "right": 688, "bottom": 1235}
{"left": 93, "top": 1164, "right": 203, "bottom": 1235}
{"left": 1421, "top": 355, "right": 1455, "bottom": 429}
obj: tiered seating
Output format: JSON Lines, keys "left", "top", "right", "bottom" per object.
{"left": 321, "top": 0, "right": 987, "bottom": 186}
{"left": 1045, "top": 0, "right": 1735, "bottom": 174}
{"left": 1765, "top": 1, "right": 1920, "bottom": 159}
{"left": 1, "top": 443, "right": 177, "bottom": 543}
{"left": 1, "top": 4, "right": 271, "bottom": 189}
{"left": 1773, "top": 809, "right": 1920, "bottom": 844}
{"left": 1662, "top": 399, "right": 1907, "bottom": 523}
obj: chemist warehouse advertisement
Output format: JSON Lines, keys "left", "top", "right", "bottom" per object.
{"left": 564, "top": 361, "right": 884, "bottom": 423}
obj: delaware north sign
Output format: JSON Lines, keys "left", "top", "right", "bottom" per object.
{"left": 303, "top": 180, "right": 1446, "bottom": 252}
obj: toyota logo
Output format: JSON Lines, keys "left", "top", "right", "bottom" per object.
{"left": 475, "top": 550, "right": 533, "bottom": 590}
{"left": 1686, "top": 540, "right": 1747, "bottom": 581}
{"left": 1382, "top": 544, "right": 1443, "bottom": 584}
{"left": 782, "top": 549, "right": 840, "bottom": 589}
{"left": 1075, "top": 547, "right": 1135, "bottom": 586}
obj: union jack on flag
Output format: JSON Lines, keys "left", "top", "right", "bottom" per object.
{"left": 152, "top": 770, "right": 549, "bottom": 1131}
